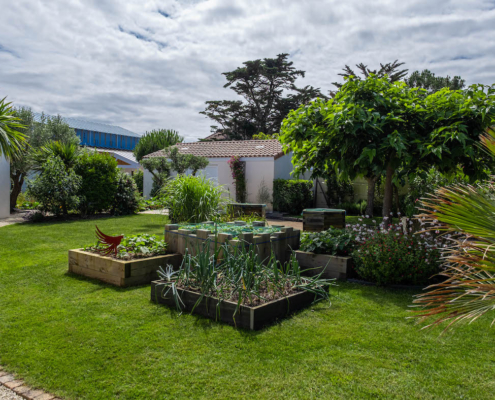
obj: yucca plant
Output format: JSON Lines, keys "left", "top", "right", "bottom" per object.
{"left": 31, "top": 141, "right": 81, "bottom": 171}
{"left": 412, "top": 127, "right": 495, "bottom": 331}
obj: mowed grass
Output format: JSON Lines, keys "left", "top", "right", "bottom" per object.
{"left": 0, "top": 215, "right": 494, "bottom": 399}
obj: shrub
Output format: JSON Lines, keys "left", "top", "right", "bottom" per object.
{"left": 337, "top": 200, "right": 367, "bottom": 216}
{"left": 112, "top": 171, "right": 140, "bottom": 215}
{"left": 133, "top": 170, "right": 144, "bottom": 195}
{"left": 74, "top": 150, "right": 118, "bottom": 215}
{"left": 351, "top": 221, "right": 444, "bottom": 285}
{"left": 27, "top": 155, "right": 82, "bottom": 215}
{"left": 163, "top": 174, "right": 228, "bottom": 223}
{"left": 273, "top": 179, "right": 313, "bottom": 214}
{"left": 300, "top": 228, "right": 357, "bottom": 256}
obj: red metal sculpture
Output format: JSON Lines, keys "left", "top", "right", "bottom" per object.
{"left": 95, "top": 225, "right": 123, "bottom": 257}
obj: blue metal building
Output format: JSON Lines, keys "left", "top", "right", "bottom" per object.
{"left": 33, "top": 113, "right": 141, "bottom": 151}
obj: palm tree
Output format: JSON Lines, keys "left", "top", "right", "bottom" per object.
{"left": 412, "top": 127, "right": 495, "bottom": 331}
{"left": 31, "top": 141, "right": 81, "bottom": 172}
{"left": 0, "top": 97, "right": 26, "bottom": 158}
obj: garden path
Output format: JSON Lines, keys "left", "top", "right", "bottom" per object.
{"left": 266, "top": 219, "right": 303, "bottom": 230}
{"left": 0, "top": 213, "right": 26, "bottom": 228}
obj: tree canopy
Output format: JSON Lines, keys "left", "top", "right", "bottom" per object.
{"left": 10, "top": 109, "right": 80, "bottom": 210}
{"left": 201, "top": 53, "right": 326, "bottom": 140}
{"left": 133, "top": 129, "right": 183, "bottom": 162}
{"left": 406, "top": 69, "right": 465, "bottom": 92}
{"left": 279, "top": 75, "right": 495, "bottom": 218}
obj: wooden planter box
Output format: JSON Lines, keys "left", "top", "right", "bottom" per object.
{"left": 165, "top": 223, "right": 300, "bottom": 265}
{"left": 295, "top": 250, "right": 353, "bottom": 280}
{"left": 303, "top": 208, "right": 346, "bottom": 232}
{"left": 68, "top": 249, "right": 182, "bottom": 287}
{"left": 151, "top": 280, "right": 318, "bottom": 330}
{"left": 229, "top": 203, "right": 266, "bottom": 218}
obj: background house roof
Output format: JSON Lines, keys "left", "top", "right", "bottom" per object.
{"left": 144, "top": 139, "right": 286, "bottom": 159}
{"left": 33, "top": 112, "right": 141, "bottom": 138}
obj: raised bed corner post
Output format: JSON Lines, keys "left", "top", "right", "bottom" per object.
{"left": 165, "top": 224, "right": 179, "bottom": 253}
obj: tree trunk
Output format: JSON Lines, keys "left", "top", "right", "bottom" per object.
{"left": 10, "top": 173, "right": 25, "bottom": 211}
{"left": 382, "top": 163, "right": 394, "bottom": 223}
{"left": 365, "top": 176, "right": 377, "bottom": 217}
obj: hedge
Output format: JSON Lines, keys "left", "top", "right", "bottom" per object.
{"left": 273, "top": 179, "right": 313, "bottom": 214}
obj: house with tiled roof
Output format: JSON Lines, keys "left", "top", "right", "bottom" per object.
{"left": 142, "top": 140, "right": 303, "bottom": 209}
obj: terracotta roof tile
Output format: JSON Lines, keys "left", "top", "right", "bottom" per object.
{"left": 143, "top": 140, "right": 286, "bottom": 159}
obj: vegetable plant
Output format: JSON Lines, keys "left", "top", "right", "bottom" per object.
{"left": 84, "top": 234, "right": 167, "bottom": 260}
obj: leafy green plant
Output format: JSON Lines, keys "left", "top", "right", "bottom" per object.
{"left": 84, "top": 233, "right": 167, "bottom": 260}
{"left": 74, "top": 150, "right": 118, "bottom": 215}
{"left": 273, "top": 179, "right": 313, "bottom": 214}
{"left": 163, "top": 174, "right": 229, "bottom": 223}
{"left": 133, "top": 170, "right": 144, "bottom": 195}
{"left": 300, "top": 228, "right": 357, "bottom": 256}
{"left": 112, "top": 171, "right": 140, "bottom": 216}
{"left": 27, "top": 155, "right": 82, "bottom": 215}
{"left": 178, "top": 222, "right": 279, "bottom": 239}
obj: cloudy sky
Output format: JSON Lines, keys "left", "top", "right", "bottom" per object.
{"left": 1, "top": 0, "right": 494, "bottom": 141}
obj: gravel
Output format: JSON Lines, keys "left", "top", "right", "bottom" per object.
{"left": 0, "top": 385, "right": 22, "bottom": 400}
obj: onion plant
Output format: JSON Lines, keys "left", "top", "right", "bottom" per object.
{"left": 157, "top": 240, "right": 334, "bottom": 324}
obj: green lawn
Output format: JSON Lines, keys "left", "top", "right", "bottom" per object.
{"left": 1, "top": 215, "right": 494, "bottom": 399}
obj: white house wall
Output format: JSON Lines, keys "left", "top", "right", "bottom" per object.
{"left": 0, "top": 155, "right": 10, "bottom": 218}
{"left": 143, "top": 169, "right": 154, "bottom": 198}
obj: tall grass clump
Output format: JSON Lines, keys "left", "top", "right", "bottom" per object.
{"left": 163, "top": 174, "right": 229, "bottom": 223}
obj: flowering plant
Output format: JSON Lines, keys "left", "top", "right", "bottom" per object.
{"left": 228, "top": 155, "right": 247, "bottom": 202}
{"left": 350, "top": 217, "right": 445, "bottom": 285}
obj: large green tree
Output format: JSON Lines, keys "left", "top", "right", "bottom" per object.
{"left": 201, "top": 53, "right": 326, "bottom": 140}
{"left": 406, "top": 69, "right": 465, "bottom": 92}
{"left": 133, "top": 129, "right": 183, "bottom": 162}
{"left": 10, "top": 110, "right": 79, "bottom": 210}
{"left": 280, "top": 76, "right": 495, "bottom": 218}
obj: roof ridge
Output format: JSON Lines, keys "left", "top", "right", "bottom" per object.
{"left": 178, "top": 139, "right": 280, "bottom": 145}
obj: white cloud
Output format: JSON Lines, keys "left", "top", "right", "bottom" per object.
{"left": 0, "top": 0, "right": 494, "bottom": 140}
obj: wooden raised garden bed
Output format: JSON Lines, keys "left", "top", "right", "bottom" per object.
{"left": 68, "top": 249, "right": 182, "bottom": 287}
{"left": 165, "top": 221, "right": 300, "bottom": 264}
{"left": 295, "top": 250, "right": 353, "bottom": 280}
{"left": 228, "top": 203, "right": 267, "bottom": 218}
{"left": 151, "top": 280, "right": 317, "bottom": 330}
{"left": 302, "top": 208, "right": 346, "bottom": 232}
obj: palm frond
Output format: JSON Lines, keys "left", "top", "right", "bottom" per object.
{"left": 412, "top": 126, "right": 495, "bottom": 330}
{"left": 0, "top": 97, "right": 27, "bottom": 159}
